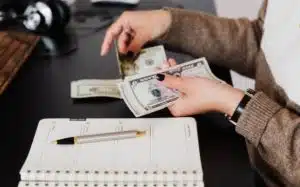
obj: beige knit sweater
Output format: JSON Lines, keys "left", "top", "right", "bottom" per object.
{"left": 160, "top": 1, "right": 300, "bottom": 186}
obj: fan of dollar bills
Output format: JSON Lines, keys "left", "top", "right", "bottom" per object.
{"left": 70, "top": 45, "right": 224, "bottom": 117}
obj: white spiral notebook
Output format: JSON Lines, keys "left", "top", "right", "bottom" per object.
{"left": 18, "top": 118, "right": 204, "bottom": 187}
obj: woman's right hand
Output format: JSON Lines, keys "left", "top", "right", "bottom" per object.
{"left": 100, "top": 10, "right": 172, "bottom": 56}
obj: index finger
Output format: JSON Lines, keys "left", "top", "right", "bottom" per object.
{"left": 101, "top": 22, "right": 123, "bottom": 56}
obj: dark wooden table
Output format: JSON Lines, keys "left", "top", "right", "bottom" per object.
{"left": 0, "top": 1, "right": 257, "bottom": 187}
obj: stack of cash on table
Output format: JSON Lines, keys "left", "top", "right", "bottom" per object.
{"left": 71, "top": 45, "right": 223, "bottom": 117}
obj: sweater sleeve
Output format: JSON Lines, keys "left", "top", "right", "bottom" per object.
{"left": 158, "top": 1, "right": 267, "bottom": 78}
{"left": 236, "top": 92, "right": 300, "bottom": 186}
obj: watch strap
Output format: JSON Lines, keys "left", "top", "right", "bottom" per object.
{"left": 227, "top": 89, "right": 256, "bottom": 124}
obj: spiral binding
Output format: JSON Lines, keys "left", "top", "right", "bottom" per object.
{"left": 20, "top": 169, "right": 203, "bottom": 186}
{"left": 20, "top": 181, "right": 204, "bottom": 187}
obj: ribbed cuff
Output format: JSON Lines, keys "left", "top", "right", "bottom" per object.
{"left": 235, "top": 92, "right": 282, "bottom": 147}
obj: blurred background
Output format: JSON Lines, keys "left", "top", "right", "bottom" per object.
{"left": 0, "top": 0, "right": 264, "bottom": 94}
{"left": 214, "top": 0, "right": 263, "bottom": 91}
{"left": 0, "top": 0, "right": 264, "bottom": 91}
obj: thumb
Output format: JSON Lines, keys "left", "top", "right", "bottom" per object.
{"left": 156, "top": 73, "right": 186, "bottom": 92}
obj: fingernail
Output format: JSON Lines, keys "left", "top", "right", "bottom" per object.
{"left": 127, "top": 51, "right": 134, "bottom": 57}
{"left": 156, "top": 74, "right": 165, "bottom": 81}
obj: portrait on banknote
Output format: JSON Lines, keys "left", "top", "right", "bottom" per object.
{"left": 129, "top": 75, "right": 179, "bottom": 110}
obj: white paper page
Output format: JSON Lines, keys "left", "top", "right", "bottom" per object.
{"left": 20, "top": 118, "right": 202, "bottom": 178}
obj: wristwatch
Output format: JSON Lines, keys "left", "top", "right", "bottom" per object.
{"left": 226, "top": 88, "right": 256, "bottom": 125}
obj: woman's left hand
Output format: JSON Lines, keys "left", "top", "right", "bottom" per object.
{"left": 158, "top": 58, "right": 245, "bottom": 117}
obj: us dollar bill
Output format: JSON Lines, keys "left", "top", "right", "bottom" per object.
{"left": 119, "top": 57, "right": 225, "bottom": 117}
{"left": 71, "top": 79, "right": 123, "bottom": 99}
{"left": 116, "top": 43, "right": 167, "bottom": 78}
{"left": 71, "top": 44, "right": 167, "bottom": 99}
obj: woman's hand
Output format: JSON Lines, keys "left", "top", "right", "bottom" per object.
{"left": 101, "top": 10, "right": 171, "bottom": 56}
{"left": 158, "top": 59, "right": 245, "bottom": 117}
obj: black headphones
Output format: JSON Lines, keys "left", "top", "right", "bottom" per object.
{"left": 0, "top": 0, "right": 71, "bottom": 34}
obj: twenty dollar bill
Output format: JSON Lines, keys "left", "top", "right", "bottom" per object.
{"left": 119, "top": 57, "right": 224, "bottom": 117}
{"left": 71, "top": 79, "right": 123, "bottom": 99}
{"left": 116, "top": 44, "right": 167, "bottom": 78}
{"left": 71, "top": 45, "right": 167, "bottom": 99}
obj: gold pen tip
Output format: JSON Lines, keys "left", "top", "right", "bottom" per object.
{"left": 51, "top": 140, "right": 57, "bottom": 144}
{"left": 137, "top": 131, "right": 146, "bottom": 137}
